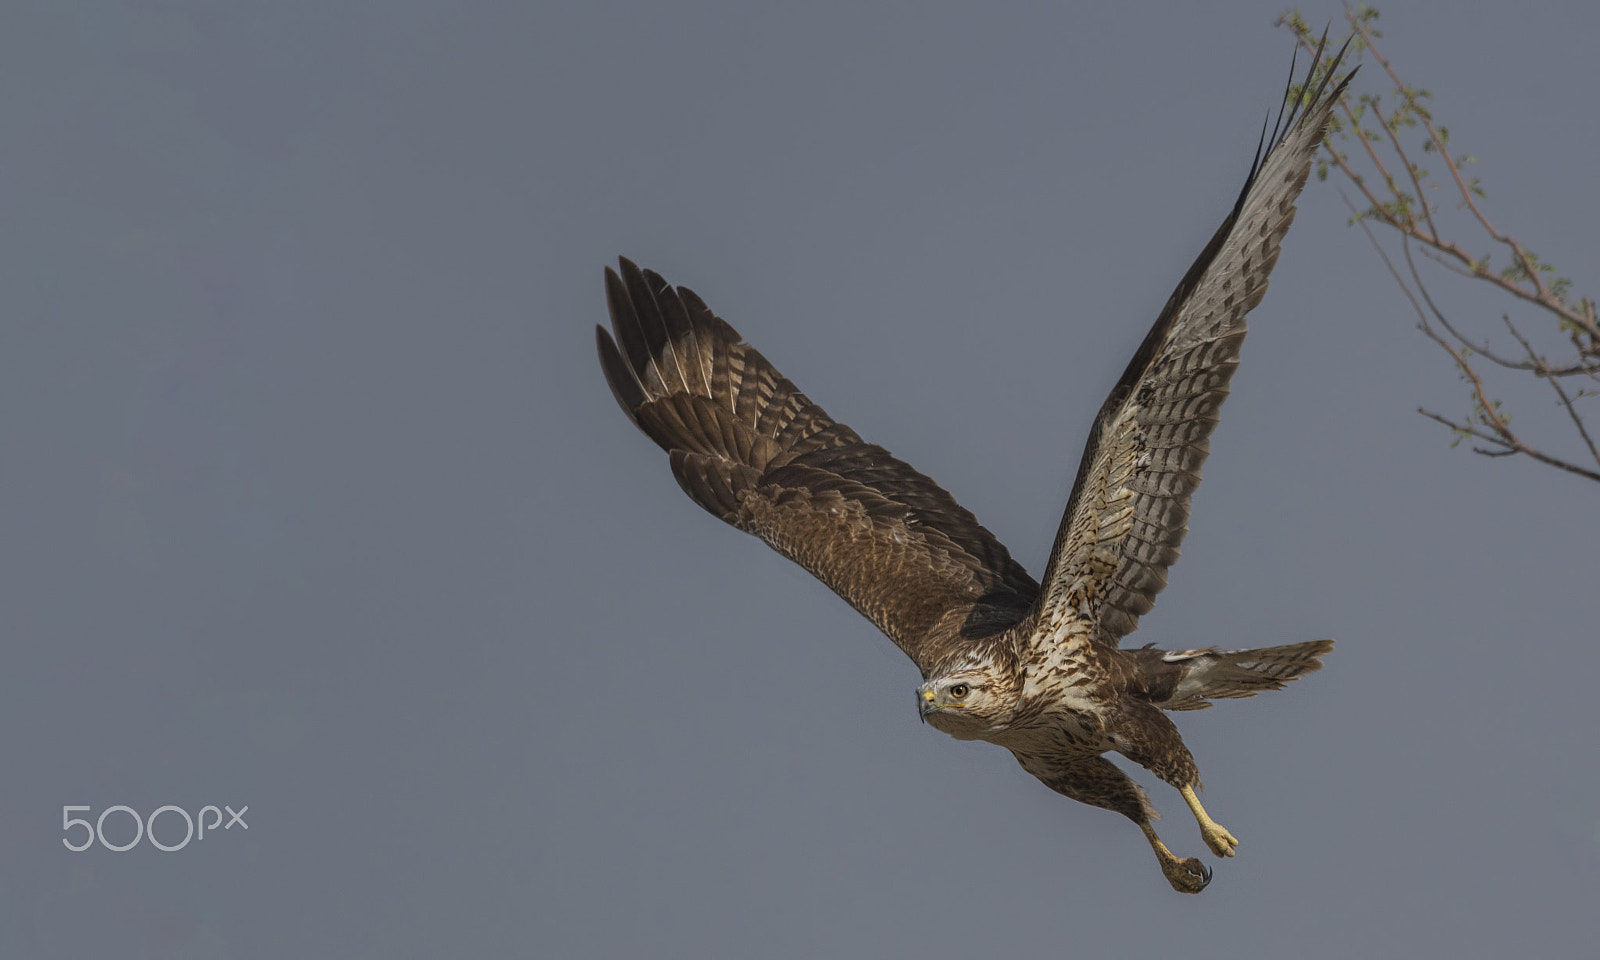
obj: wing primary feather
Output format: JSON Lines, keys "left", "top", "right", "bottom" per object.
{"left": 596, "top": 325, "right": 647, "bottom": 427}
{"left": 605, "top": 263, "right": 665, "bottom": 396}
{"left": 620, "top": 258, "right": 691, "bottom": 395}
{"left": 1243, "top": 115, "right": 1269, "bottom": 206}
{"left": 644, "top": 267, "right": 712, "bottom": 397}
{"left": 1265, "top": 36, "right": 1302, "bottom": 161}
{"left": 674, "top": 285, "right": 738, "bottom": 413}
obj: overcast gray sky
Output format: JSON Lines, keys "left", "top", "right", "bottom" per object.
{"left": 3, "top": 1, "right": 1596, "bottom": 957}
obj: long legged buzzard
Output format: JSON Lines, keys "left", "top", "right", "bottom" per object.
{"left": 595, "top": 40, "right": 1352, "bottom": 893}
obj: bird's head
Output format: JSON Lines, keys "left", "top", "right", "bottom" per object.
{"left": 916, "top": 668, "right": 1015, "bottom": 741}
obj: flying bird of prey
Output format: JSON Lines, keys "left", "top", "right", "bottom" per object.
{"left": 595, "top": 41, "right": 1352, "bottom": 893}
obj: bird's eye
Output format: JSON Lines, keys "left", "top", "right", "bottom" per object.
{"left": 949, "top": 684, "right": 969, "bottom": 698}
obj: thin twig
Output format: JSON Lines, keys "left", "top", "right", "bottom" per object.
{"left": 1500, "top": 316, "right": 1600, "bottom": 471}
{"left": 1402, "top": 240, "right": 1519, "bottom": 446}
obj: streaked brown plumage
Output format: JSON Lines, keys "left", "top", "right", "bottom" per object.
{"left": 595, "top": 40, "right": 1353, "bottom": 893}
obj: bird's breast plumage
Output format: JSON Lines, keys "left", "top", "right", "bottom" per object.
{"left": 982, "top": 617, "right": 1117, "bottom": 754}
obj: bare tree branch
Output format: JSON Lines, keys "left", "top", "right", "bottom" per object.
{"left": 1277, "top": 5, "right": 1600, "bottom": 485}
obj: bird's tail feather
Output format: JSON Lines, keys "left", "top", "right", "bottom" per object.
{"left": 1157, "top": 639, "right": 1333, "bottom": 711}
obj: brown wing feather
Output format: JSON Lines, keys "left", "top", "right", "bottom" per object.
{"left": 597, "top": 258, "right": 1036, "bottom": 670}
{"left": 1027, "top": 39, "right": 1355, "bottom": 650}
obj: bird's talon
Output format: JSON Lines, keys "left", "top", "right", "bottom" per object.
{"left": 1202, "top": 823, "right": 1239, "bottom": 858}
{"left": 1159, "top": 854, "right": 1212, "bottom": 894}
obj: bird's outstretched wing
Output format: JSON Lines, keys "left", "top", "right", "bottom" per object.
{"left": 597, "top": 258, "right": 1037, "bottom": 669}
{"left": 1026, "top": 39, "right": 1354, "bottom": 651}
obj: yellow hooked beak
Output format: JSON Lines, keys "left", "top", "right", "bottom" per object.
{"left": 917, "top": 688, "right": 943, "bottom": 721}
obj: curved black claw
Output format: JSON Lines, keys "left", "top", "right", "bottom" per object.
{"left": 1161, "top": 855, "right": 1213, "bottom": 894}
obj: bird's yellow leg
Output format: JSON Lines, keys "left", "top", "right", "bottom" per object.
{"left": 1178, "top": 784, "right": 1238, "bottom": 858}
{"left": 1138, "top": 822, "right": 1212, "bottom": 894}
